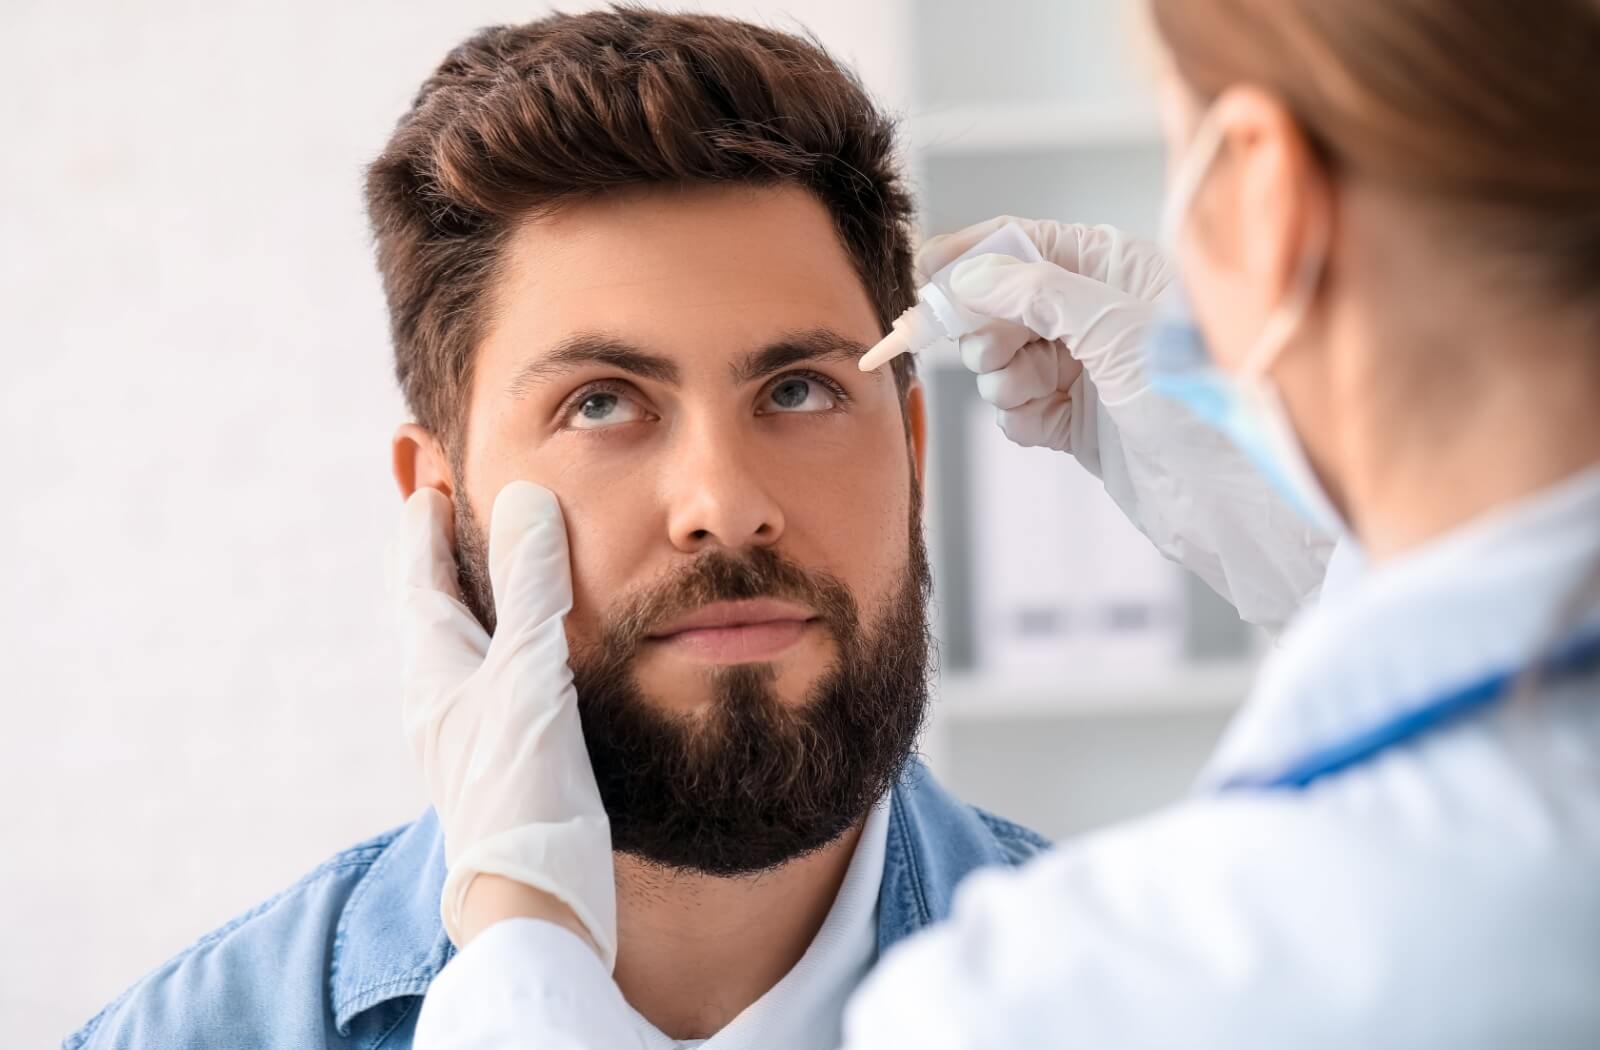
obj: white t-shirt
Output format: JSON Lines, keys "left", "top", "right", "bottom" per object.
{"left": 417, "top": 793, "right": 890, "bottom": 1050}
{"left": 633, "top": 793, "right": 889, "bottom": 1049}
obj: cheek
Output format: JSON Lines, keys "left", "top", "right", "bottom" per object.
{"left": 464, "top": 397, "right": 918, "bottom": 643}
{"left": 544, "top": 450, "right": 668, "bottom": 649}
{"left": 775, "top": 414, "right": 915, "bottom": 608}
{"left": 463, "top": 430, "right": 657, "bottom": 647}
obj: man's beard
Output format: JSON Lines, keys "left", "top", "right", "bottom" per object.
{"left": 453, "top": 487, "right": 932, "bottom": 876}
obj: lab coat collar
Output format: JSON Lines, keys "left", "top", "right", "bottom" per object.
{"left": 1202, "top": 463, "right": 1600, "bottom": 789}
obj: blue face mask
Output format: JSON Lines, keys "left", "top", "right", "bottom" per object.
{"left": 1146, "top": 109, "right": 1344, "bottom": 537}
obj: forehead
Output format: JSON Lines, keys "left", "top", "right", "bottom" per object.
{"left": 480, "top": 184, "right": 884, "bottom": 373}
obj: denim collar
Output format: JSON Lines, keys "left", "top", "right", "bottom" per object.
{"left": 329, "top": 811, "right": 454, "bottom": 1032}
{"left": 329, "top": 759, "right": 1018, "bottom": 1031}
{"left": 873, "top": 761, "right": 1023, "bottom": 950}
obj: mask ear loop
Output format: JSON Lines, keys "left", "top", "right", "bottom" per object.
{"left": 1240, "top": 204, "right": 1332, "bottom": 379}
{"left": 1163, "top": 101, "right": 1333, "bottom": 382}
{"left": 1158, "top": 107, "right": 1228, "bottom": 248}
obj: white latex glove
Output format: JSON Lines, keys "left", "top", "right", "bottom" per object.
{"left": 915, "top": 217, "right": 1173, "bottom": 450}
{"left": 916, "top": 217, "right": 1333, "bottom": 632}
{"left": 392, "top": 481, "right": 616, "bottom": 968}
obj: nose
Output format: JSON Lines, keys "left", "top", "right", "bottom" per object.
{"left": 663, "top": 416, "right": 786, "bottom": 554}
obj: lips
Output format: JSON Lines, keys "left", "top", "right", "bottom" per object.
{"left": 646, "top": 599, "right": 818, "bottom": 664}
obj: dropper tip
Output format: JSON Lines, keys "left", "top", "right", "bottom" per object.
{"left": 858, "top": 329, "right": 909, "bottom": 372}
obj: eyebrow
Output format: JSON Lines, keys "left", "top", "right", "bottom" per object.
{"left": 729, "top": 328, "right": 873, "bottom": 384}
{"left": 505, "top": 334, "right": 681, "bottom": 399}
{"left": 505, "top": 327, "right": 876, "bottom": 399}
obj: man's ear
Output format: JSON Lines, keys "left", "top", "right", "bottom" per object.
{"left": 904, "top": 380, "right": 928, "bottom": 488}
{"left": 392, "top": 423, "right": 454, "bottom": 501}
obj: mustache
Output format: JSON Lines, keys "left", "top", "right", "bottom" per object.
{"left": 592, "top": 546, "right": 861, "bottom": 658}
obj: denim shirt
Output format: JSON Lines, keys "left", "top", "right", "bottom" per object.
{"left": 66, "top": 762, "right": 1048, "bottom": 1049}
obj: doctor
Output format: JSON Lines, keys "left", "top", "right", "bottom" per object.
{"left": 400, "top": 0, "right": 1600, "bottom": 1045}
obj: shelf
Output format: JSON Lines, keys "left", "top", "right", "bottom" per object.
{"left": 934, "top": 662, "right": 1255, "bottom": 720}
{"left": 906, "top": 100, "right": 1162, "bottom": 157}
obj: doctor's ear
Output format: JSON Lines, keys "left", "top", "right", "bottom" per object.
{"left": 392, "top": 423, "right": 454, "bottom": 501}
{"left": 1201, "top": 85, "right": 1333, "bottom": 308}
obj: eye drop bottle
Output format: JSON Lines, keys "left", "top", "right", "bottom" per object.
{"left": 859, "top": 222, "right": 1044, "bottom": 370}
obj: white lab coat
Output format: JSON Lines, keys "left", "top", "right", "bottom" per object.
{"left": 841, "top": 463, "right": 1600, "bottom": 1049}
{"left": 413, "top": 394, "right": 1600, "bottom": 1046}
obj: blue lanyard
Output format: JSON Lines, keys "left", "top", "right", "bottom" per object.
{"left": 1222, "top": 630, "right": 1600, "bottom": 792}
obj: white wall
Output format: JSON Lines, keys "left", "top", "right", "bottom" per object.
{"left": 0, "top": 2, "right": 910, "bottom": 1043}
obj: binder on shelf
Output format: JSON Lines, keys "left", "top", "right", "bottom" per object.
{"left": 965, "top": 401, "right": 1184, "bottom": 675}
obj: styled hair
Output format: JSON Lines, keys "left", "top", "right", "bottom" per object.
{"left": 366, "top": 6, "right": 917, "bottom": 454}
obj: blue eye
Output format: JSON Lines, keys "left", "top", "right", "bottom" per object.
{"left": 567, "top": 388, "right": 648, "bottom": 430}
{"left": 764, "top": 375, "right": 839, "bottom": 414}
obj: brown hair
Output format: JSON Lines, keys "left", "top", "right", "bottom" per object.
{"left": 1149, "top": 0, "right": 1600, "bottom": 305}
{"left": 366, "top": 6, "right": 917, "bottom": 455}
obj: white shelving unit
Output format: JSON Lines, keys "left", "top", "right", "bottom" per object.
{"left": 905, "top": 1, "right": 1258, "bottom": 838}
{"left": 936, "top": 663, "right": 1256, "bottom": 721}
{"left": 905, "top": 100, "right": 1161, "bottom": 157}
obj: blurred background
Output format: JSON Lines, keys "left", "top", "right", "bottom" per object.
{"left": 1, "top": 1, "right": 1262, "bottom": 1042}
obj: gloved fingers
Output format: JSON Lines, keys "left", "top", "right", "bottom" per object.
{"left": 919, "top": 218, "right": 1175, "bottom": 301}
{"left": 916, "top": 215, "right": 1029, "bottom": 279}
{"left": 1028, "top": 223, "right": 1172, "bottom": 299}
{"left": 484, "top": 480, "right": 575, "bottom": 647}
{"left": 956, "top": 319, "right": 1034, "bottom": 374}
{"left": 973, "top": 339, "right": 1073, "bottom": 410}
{"left": 950, "top": 255, "right": 1138, "bottom": 345}
{"left": 917, "top": 215, "right": 1091, "bottom": 280}
{"left": 392, "top": 487, "right": 492, "bottom": 693}
{"left": 392, "top": 487, "right": 469, "bottom": 600}
{"left": 997, "top": 393, "right": 1075, "bottom": 451}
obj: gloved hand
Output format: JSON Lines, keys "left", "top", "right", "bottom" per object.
{"left": 915, "top": 217, "right": 1174, "bottom": 451}
{"left": 918, "top": 218, "right": 1333, "bottom": 632}
{"left": 391, "top": 481, "right": 616, "bottom": 967}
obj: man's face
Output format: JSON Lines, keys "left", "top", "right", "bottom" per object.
{"left": 445, "top": 184, "right": 930, "bottom": 873}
